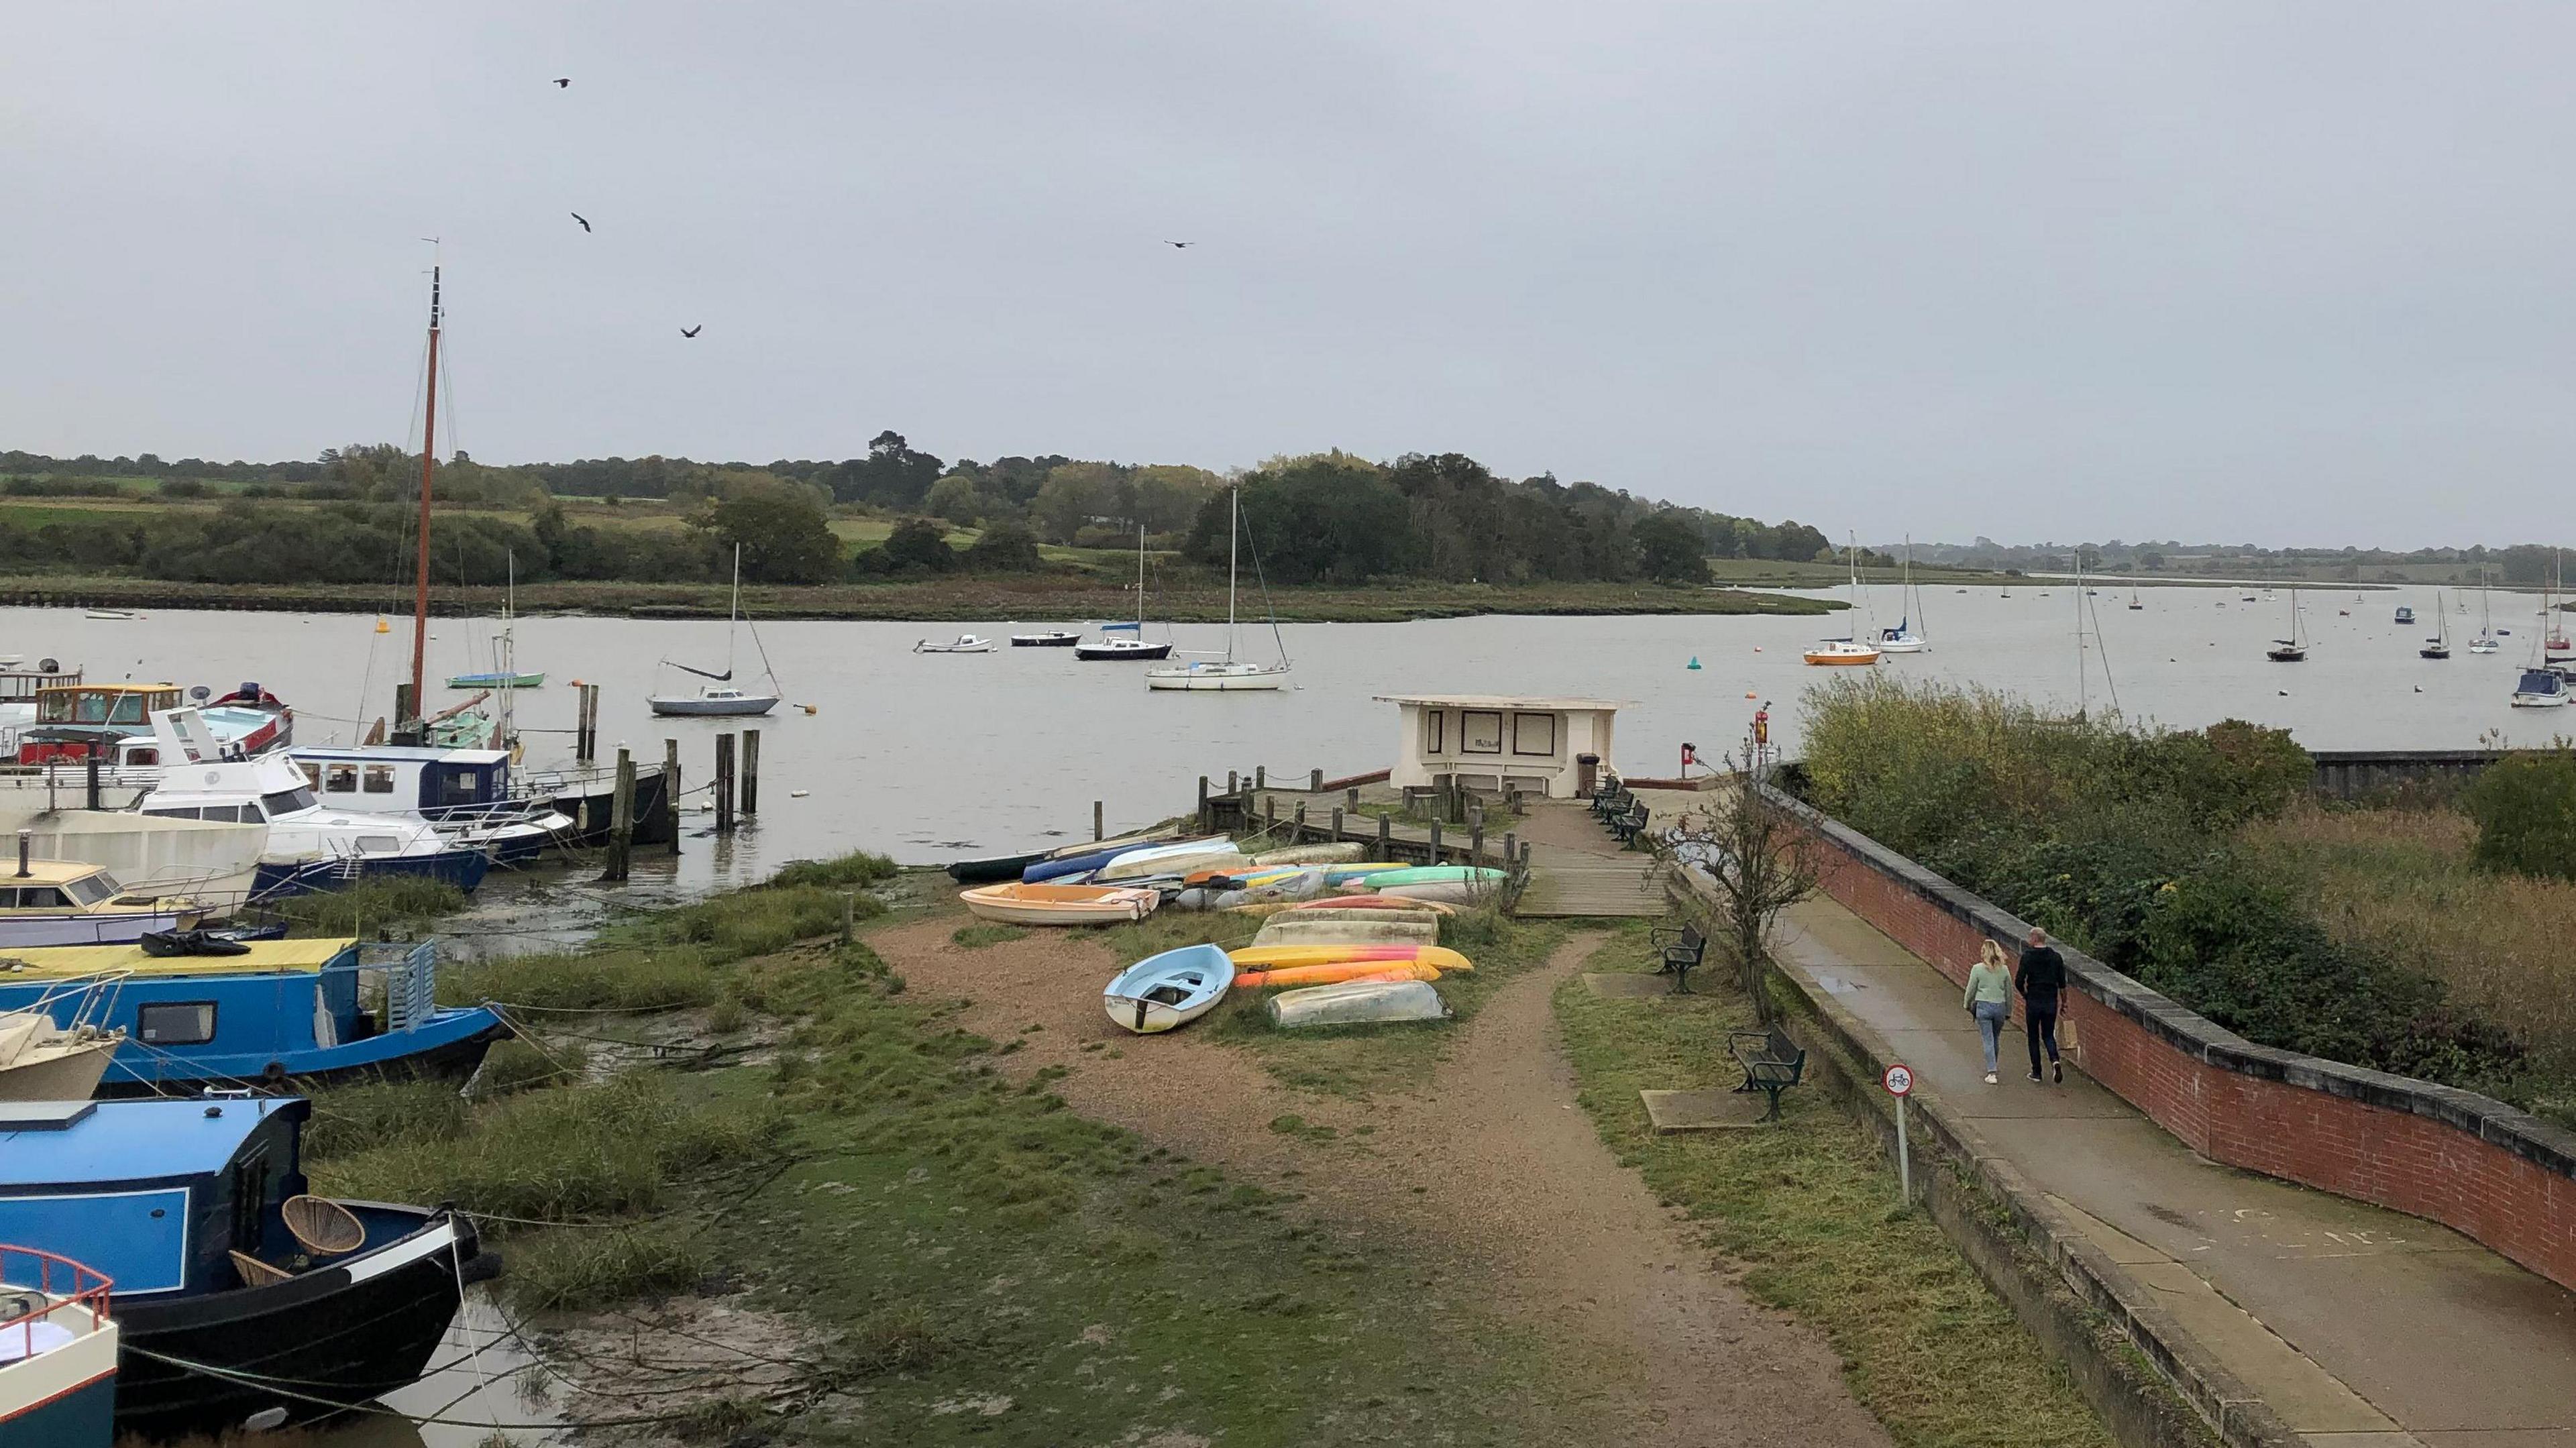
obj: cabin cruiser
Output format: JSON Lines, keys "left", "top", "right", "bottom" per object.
{"left": 133, "top": 711, "right": 489, "bottom": 894}
{"left": 0, "top": 850, "right": 221, "bottom": 948}
{"left": 0, "top": 659, "right": 82, "bottom": 759}
{"left": 285, "top": 744, "right": 572, "bottom": 863}
{"left": 15, "top": 681, "right": 288, "bottom": 765}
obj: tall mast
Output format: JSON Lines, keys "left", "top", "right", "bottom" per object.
{"left": 1136, "top": 520, "right": 1146, "bottom": 626}
{"left": 409, "top": 265, "right": 442, "bottom": 720}
{"left": 2075, "top": 547, "right": 2086, "bottom": 719}
{"left": 1226, "top": 486, "right": 1240, "bottom": 663}
{"left": 727, "top": 543, "right": 743, "bottom": 675}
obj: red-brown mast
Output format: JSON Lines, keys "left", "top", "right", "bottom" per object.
{"left": 410, "top": 266, "right": 441, "bottom": 722}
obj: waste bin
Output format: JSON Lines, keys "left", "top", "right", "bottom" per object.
{"left": 1576, "top": 754, "right": 1601, "bottom": 797}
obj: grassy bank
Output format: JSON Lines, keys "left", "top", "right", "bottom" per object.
{"left": 0, "top": 569, "right": 1839, "bottom": 621}
{"left": 1556, "top": 926, "right": 2116, "bottom": 1448}
{"left": 305, "top": 856, "right": 1573, "bottom": 1443}
{"left": 2246, "top": 801, "right": 2576, "bottom": 1126}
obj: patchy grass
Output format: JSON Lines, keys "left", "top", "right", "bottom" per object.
{"left": 505, "top": 1226, "right": 710, "bottom": 1313}
{"left": 1555, "top": 926, "right": 2117, "bottom": 1448}
{"left": 301, "top": 1078, "right": 470, "bottom": 1160}
{"left": 2247, "top": 801, "right": 2576, "bottom": 1125}
{"left": 443, "top": 946, "right": 722, "bottom": 1013}
{"left": 949, "top": 922, "right": 1028, "bottom": 948}
{"left": 266, "top": 877, "right": 468, "bottom": 936}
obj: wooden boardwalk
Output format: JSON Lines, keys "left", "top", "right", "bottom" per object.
{"left": 1208, "top": 787, "right": 1699, "bottom": 922}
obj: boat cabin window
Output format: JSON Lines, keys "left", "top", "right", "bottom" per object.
{"left": 229, "top": 1150, "right": 270, "bottom": 1256}
{"left": 362, "top": 765, "right": 396, "bottom": 794}
{"left": 262, "top": 785, "right": 316, "bottom": 816}
{"left": 441, "top": 767, "right": 484, "bottom": 805}
{"left": 299, "top": 762, "right": 325, "bottom": 790}
{"left": 324, "top": 764, "right": 359, "bottom": 793}
{"left": 138, "top": 1001, "right": 216, "bottom": 1045}
{"left": 11, "top": 886, "right": 67, "bottom": 908}
{"left": 62, "top": 874, "right": 112, "bottom": 905}
{"left": 144, "top": 805, "right": 200, "bottom": 820}
{"left": 357, "top": 835, "right": 402, "bottom": 855}
{"left": 1423, "top": 709, "right": 1445, "bottom": 753}
{"left": 127, "top": 746, "right": 158, "bottom": 766}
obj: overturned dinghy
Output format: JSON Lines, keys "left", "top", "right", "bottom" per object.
{"left": 1268, "top": 979, "right": 1449, "bottom": 1029}
{"left": 1361, "top": 866, "right": 1509, "bottom": 906}
{"left": 1228, "top": 943, "right": 1471, "bottom": 974}
{"left": 1175, "top": 867, "right": 1324, "bottom": 911}
{"left": 1252, "top": 917, "right": 1440, "bottom": 948}
{"left": 959, "top": 883, "right": 1159, "bottom": 926}
{"left": 1103, "top": 944, "right": 1234, "bottom": 1034}
{"left": 1251, "top": 842, "right": 1364, "bottom": 867}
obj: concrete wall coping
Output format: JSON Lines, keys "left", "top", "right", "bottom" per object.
{"left": 1760, "top": 781, "right": 2576, "bottom": 1182}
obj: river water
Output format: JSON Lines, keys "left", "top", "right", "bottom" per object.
{"left": 21, "top": 585, "right": 2544, "bottom": 886}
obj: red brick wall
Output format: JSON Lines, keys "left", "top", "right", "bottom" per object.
{"left": 1792, "top": 815, "right": 2576, "bottom": 1293}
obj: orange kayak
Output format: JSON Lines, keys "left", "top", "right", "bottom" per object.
{"left": 1233, "top": 961, "right": 1442, "bottom": 989}
{"left": 1227, "top": 944, "right": 1471, "bottom": 973}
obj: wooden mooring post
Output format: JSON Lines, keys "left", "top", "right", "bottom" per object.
{"left": 1330, "top": 806, "right": 1344, "bottom": 840}
{"left": 1428, "top": 819, "right": 1442, "bottom": 864}
{"left": 601, "top": 746, "right": 635, "bottom": 882}
{"left": 1197, "top": 776, "right": 1210, "bottom": 831}
{"left": 664, "top": 738, "right": 682, "bottom": 854}
{"left": 1309, "top": 768, "right": 1323, "bottom": 791}
{"left": 85, "top": 740, "right": 101, "bottom": 812}
{"left": 574, "top": 683, "right": 600, "bottom": 763}
{"left": 1469, "top": 818, "right": 1483, "bottom": 864}
{"left": 1093, "top": 800, "right": 1104, "bottom": 840}
{"left": 1503, "top": 830, "right": 1517, "bottom": 870}
{"left": 715, "top": 732, "right": 737, "bottom": 833}
{"left": 741, "top": 728, "right": 761, "bottom": 816}
{"left": 1377, "top": 813, "right": 1391, "bottom": 856}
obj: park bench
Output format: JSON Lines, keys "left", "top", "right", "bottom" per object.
{"left": 1609, "top": 801, "right": 1652, "bottom": 846}
{"left": 1727, "top": 1026, "right": 1807, "bottom": 1121}
{"left": 1591, "top": 785, "right": 1632, "bottom": 821}
{"left": 1650, "top": 922, "right": 1706, "bottom": 994}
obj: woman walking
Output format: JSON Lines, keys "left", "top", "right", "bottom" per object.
{"left": 1964, "top": 940, "right": 2015, "bottom": 1084}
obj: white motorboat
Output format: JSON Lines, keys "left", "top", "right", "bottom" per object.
{"left": 286, "top": 742, "right": 572, "bottom": 862}
{"left": 135, "top": 710, "right": 476, "bottom": 876}
{"left": 914, "top": 635, "right": 997, "bottom": 654}
{"left": 650, "top": 545, "right": 784, "bottom": 717}
{"left": 1147, "top": 488, "right": 1291, "bottom": 692}
{"left": 0, "top": 1003, "right": 121, "bottom": 1102}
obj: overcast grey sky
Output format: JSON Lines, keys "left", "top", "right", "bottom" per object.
{"left": 5, "top": 4, "right": 2571, "bottom": 547}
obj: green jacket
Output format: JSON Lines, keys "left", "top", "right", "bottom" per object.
{"left": 1964, "top": 962, "right": 2014, "bottom": 1009}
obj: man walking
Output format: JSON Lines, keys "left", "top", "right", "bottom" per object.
{"left": 2017, "top": 926, "right": 2066, "bottom": 1084}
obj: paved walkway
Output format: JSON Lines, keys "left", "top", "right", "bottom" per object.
{"left": 1772, "top": 896, "right": 2576, "bottom": 1448}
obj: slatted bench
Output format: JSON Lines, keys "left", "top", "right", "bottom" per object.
{"left": 1727, "top": 1026, "right": 1807, "bottom": 1121}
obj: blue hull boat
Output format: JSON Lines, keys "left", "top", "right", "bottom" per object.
{"left": 0, "top": 938, "right": 505, "bottom": 1094}
{"left": 0, "top": 1099, "right": 492, "bottom": 1439}
{"left": 252, "top": 845, "right": 491, "bottom": 898}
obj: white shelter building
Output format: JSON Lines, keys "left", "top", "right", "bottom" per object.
{"left": 1376, "top": 694, "right": 1625, "bottom": 799}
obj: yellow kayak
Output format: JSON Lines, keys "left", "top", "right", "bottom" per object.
{"left": 1225, "top": 944, "right": 1471, "bottom": 974}
{"left": 1233, "top": 961, "right": 1443, "bottom": 989}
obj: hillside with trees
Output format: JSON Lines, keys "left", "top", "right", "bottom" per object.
{"left": 0, "top": 435, "right": 1838, "bottom": 600}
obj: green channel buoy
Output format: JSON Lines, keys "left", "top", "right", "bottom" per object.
{"left": 1686, "top": 656, "right": 1702, "bottom": 670}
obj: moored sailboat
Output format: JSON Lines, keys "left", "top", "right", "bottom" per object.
{"left": 650, "top": 545, "right": 782, "bottom": 716}
{"left": 1147, "top": 488, "right": 1291, "bottom": 691}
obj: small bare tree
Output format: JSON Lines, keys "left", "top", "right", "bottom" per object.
{"left": 1668, "top": 747, "right": 1816, "bottom": 1023}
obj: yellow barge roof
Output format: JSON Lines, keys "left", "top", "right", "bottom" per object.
{"left": 0, "top": 937, "right": 356, "bottom": 980}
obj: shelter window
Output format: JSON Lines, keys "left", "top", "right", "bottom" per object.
{"left": 1423, "top": 710, "right": 1445, "bottom": 754}
{"left": 1511, "top": 712, "right": 1556, "bottom": 757}
{"left": 362, "top": 765, "right": 396, "bottom": 794}
{"left": 138, "top": 1001, "right": 217, "bottom": 1046}
{"left": 1460, "top": 710, "right": 1504, "bottom": 755}
{"left": 325, "top": 765, "right": 358, "bottom": 793}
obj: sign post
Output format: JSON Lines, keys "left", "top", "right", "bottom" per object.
{"left": 1882, "top": 1062, "right": 1915, "bottom": 1205}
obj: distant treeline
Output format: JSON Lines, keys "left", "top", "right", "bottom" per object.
{"left": 0, "top": 433, "right": 1839, "bottom": 588}
{"left": 1898, "top": 535, "right": 2568, "bottom": 584}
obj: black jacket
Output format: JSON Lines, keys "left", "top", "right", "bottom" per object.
{"left": 2017, "top": 944, "right": 2065, "bottom": 1001}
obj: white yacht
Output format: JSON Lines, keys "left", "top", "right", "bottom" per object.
{"left": 284, "top": 744, "right": 572, "bottom": 862}
{"left": 133, "top": 711, "right": 489, "bottom": 894}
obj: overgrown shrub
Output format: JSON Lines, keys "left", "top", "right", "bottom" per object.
{"left": 2463, "top": 751, "right": 2576, "bottom": 881}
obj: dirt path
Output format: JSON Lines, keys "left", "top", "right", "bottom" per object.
{"left": 873, "top": 915, "right": 1892, "bottom": 1448}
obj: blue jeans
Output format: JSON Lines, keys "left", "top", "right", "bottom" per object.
{"left": 1972, "top": 999, "right": 2010, "bottom": 1074}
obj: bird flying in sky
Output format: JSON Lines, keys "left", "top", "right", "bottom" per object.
{"left": 553, "top": 77, "right": 571, "bottom": 88}
{"left": 570, "top": 212, "right": 590, "bottom": 232}
{"left": 681, "top": 325, "right": 702, "bottom": 338}
{"left": 1167, "top": 241, "right": 1192, "bottom": 248}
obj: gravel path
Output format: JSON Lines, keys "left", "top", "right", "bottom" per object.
{"left": 875, "top": 915, "right": 1891, "bottom": 1448}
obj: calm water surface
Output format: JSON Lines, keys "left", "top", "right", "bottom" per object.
{"left": 21, "top": 586, "right": 2542, "bottom": 884}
